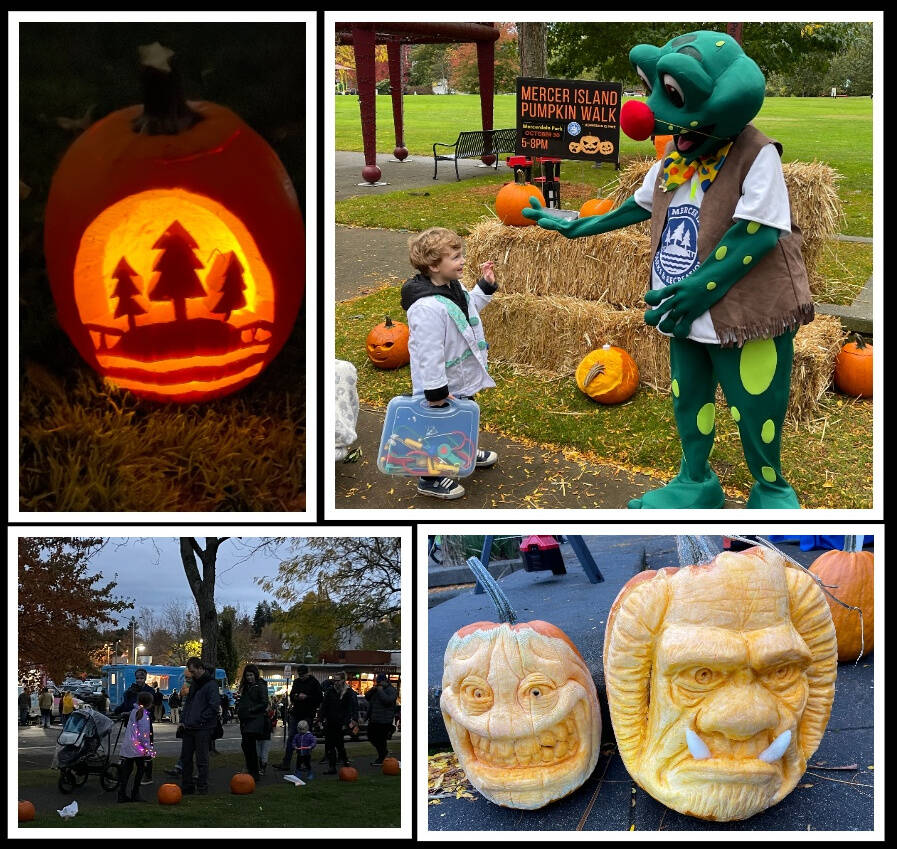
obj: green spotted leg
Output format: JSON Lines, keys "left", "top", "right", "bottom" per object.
{"left": 629, "top": 337, "right": 725, "bottom": 509}
{"left": 710, "top": 330, "right": 800, "bottom": 508}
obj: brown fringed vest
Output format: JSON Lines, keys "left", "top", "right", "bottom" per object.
{"left": 650, "top": 124, "right": 814, "bottom": 347}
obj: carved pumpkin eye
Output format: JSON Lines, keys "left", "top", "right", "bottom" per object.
{"left": 675, "top": 666, "right": 725, "bottom": 693}
{"left": 763, "top": 663, "right": 802, "bottom": 689}
{"left": 460, "top": 676, "right": 493, "bottom": 713}
{"left": 518, "top": 675, "right": 558, "bottom": 711}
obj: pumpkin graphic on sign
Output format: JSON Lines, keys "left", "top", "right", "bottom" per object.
{"left": 43, "top": 43, "right": 304, "bottom": 403}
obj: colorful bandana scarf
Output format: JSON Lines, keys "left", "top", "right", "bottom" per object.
{"left": 660, "top": 141, "right": 734, "bottom": 193}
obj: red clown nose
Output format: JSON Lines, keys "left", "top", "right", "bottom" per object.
{"left": 620, "top": 99, "right": 656, "bottom": 141}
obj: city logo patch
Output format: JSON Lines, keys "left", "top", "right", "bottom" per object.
{"left": 654, "top": 204, "right": 700, "bottom": 284}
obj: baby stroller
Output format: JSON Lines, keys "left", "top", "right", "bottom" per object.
{"left": 53, "top": 705, "right": 123, "bottom": 793}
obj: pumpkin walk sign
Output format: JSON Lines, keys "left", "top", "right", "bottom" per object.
{"left": 516, "top": 77, "right": 622, "bottom": 165}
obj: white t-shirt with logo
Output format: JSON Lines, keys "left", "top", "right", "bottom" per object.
{"left": 632, "top": 144, "right": 792, "bottom": 344}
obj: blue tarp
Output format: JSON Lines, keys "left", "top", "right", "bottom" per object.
{"left": 767, "top": 535, "right": 874, "bottom": 551}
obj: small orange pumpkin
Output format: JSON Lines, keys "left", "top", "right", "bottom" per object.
{"left": 579, "top": 197, "right": 614, "bottom": 218}
{"left": 381, "top": 757, "right": 400, "bottom": 775}
{"left": 653, "top": 134, "right": 674, "bottom": 159}
{"left": 229, "top": 773, "right": 256, "bottom": 794}
{"left": 18, "top": 800, "right": 36, "bottom": 822}
{"left": 496, "top": 180, "right": 545, "bottom": 227}
{"left": 365, "top": 315, "right": 410, "bottom": 369}
{"left": 575, "top": 344, "right": 639, "bottom": 404}
{"left": 833, "top": 333, "right": 873, "bottom": 398}
{"left": 809, "top": 535, "right": 874, "bottom": 661}
{"left": 157, "top": 783, "right": 182, "bottom": 805}
{"left": 338, "top": 766, "right": 359, "bottom": 782}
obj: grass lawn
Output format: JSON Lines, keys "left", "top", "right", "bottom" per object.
{"left": 18, "top": 744, "right": 402, "bottom": 829}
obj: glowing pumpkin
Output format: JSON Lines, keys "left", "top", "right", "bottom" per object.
{"left": 365, "top": 315, "right": 410, "bottom": 369}
{"left": 575, "top": 344, "right": 639, "bottom": 404}
{"left": 44, "top": 43, "right": 304, "bottom": 403}
{"left": 338, "top": 766, "right": 359, "bottom": 782}
{"left": 496, "top": 180, "right": 545, "bottom": 227}
{"left": 229, "top": 773, "right": 256, "bottom": 794}
{"left": 603, "top": 544, "right": 837, "bottom": 821}
{"left": 833, "top": 334, "right": 873, "bottom": 398}
{"left": 381, "top": 757, "right": 400, "bottom": 775}
{"left": 809, "top": 535, "right": 874, "bottom": 661}
{"left": 578, "top": 197, "right": 614, "bottom": 218}
{"left": 157, "top": 783, "right": 182, "bottom": 805}
{"left": 440, "top": 557, "right": 601, "bottom": 810}
{"left": 18, "top": 800, "right": 36, "bottom": 822}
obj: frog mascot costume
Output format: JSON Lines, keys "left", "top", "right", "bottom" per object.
{"left": 524, "top": 30, "right": 813, "bottom": 509}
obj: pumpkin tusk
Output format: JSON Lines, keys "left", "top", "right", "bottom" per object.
{"left": 685, "top": 728, "right": 711, "bottom": 760}
{"left": 758, "top": 729, "right": 791, "bottom": 763}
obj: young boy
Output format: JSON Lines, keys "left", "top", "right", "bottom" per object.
{"left": 400, "top": 227, "right": 499, "bottom": 500}
{"left": 290, "top": 719, "right": 317, "bottom": 781}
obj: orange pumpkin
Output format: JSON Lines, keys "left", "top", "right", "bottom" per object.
{"left": 338, "top": 766, "right": 359, "bottom": 782}
{"left": 229, "top": 773, "right": 256, "bottom": 794}
{"left": 575, "top": 344, "right": 639, "bottom": 404}
{"left": 18, "top": 800, "right": 36, "bottom": 822}
{"left": 579, "top": 197, "right": 614, "bottom": 218}
{"left": 43, "top": 43, "right": 304, "bottom": 403}
{"left": 833, "top": 334, "right": 873, "bottom": 398}
{"left": 496, "top": 180, "right": 545, "bottom": 227}
{"left": 381, "top": 757, "right": 400, "bottom": 775}
{"left": 809, "top": 536, "right": 874, "bottom": 661}
{"left": 157, "top": 783, "right": 182, "bottom": 805}
{"left": 653, "top": 134, "right": 674, "bottom": 158}
{"left": 365, "top": 315, "right": 410, "bottom": 369}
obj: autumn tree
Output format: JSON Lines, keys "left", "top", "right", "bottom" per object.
{"left": 18, "top": 538, "right": 133, "bottom": 684}
{"left": 179, "top": 537, "right": 230, "bottom": 670}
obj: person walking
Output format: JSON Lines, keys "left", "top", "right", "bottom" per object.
{"left": 19, "top": 688, "right": 31, "bottom": 726}
{"left": 290, "top": 720, "right": 317, "bottom": 782}
{"left": 117, "top": 692, "right": 157, "bottom": 803}
{"left": 274, "top": 665, "right": 322, "bottom": 772}
{"left": 168, "top": 688, "right": 181, "bottom": 724}
{"left": 236, "top": 664, "right": 269, "bottom": 781}
{"left": 61, "top": 689, "right": 75, "bottom": 722}
{"left": 220, "top": 690, "right": 231, "bottom": 724}
{"left": 39, "top": 687, "right": 54, "bottom": 728}
{"left": 153, "top": 685, "right": 164, "bottom": 722}
{"left": 177, "top": 657, "right": 219, "bottom": 796}
{"left": 319, "top": 672, "right": 358, "bottom": 775}
{"left": 112, "top": 668, "right": 156, "bottom": 785}
{"left": 365, "top": 674, "right": 398, "bottom": 765}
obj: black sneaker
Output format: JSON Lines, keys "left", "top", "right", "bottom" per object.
{"left": 416, "top": 477, "right": 465, "bottom": 499}
{"left": 475, "top": 449, "right": 498, "bottom": 468}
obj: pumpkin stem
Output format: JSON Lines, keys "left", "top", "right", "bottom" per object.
{"left": 132, "top": 42, "right": 203, "bottom": 135}
{"left": 676, "top": 535, "right": 719, "bottom": 567}
{"left": 851, "top": 332, "right": 868, "bottom": 350}
{"left": 466, "top": 556, "right": 518, "bottom": 625}
{"left": 843, "top": 534, "right": 862, "bottom": 553}
{"left": 384, "top": 315, "right": 394, "bottom": 327}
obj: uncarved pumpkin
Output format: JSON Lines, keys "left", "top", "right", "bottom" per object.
{"left": 579, "top": 197, "right": 614, "bottom": 218}
{"left": 157, "top": 783, "right": 182, "bottom": 805}
{"left": 575, "top": 344, "right": 639, "bottom": 404}
{"left": 18, "top": 800, "right": 36, "bottom": 822}
{"left": 808, "top": 536, "right": 873, "bottom": 661}
{"left": 833, "top": 334, "right": 873, "bottom": 398}
{"left": 43, "top": 43, "right": 304, "bottom": 403}
{"left": 366, "top": 315, "right": 410, "bottom": 369}
{"left": 338, "top": 766, "right": 359, "bottom": 782}
{"left": 381, "top": 757, "right": 400, "bottom": 775}
{"left": 496, "top": 181, "right": 545, "bottom": 227}
{"left": 229, "top": 773, "right": 256, "bottom": 794}
{"left": 603, "top": 545, "right": 837, "bottom": 821}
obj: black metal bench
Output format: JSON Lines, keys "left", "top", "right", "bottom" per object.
{"left": 432, "top": 128, "right": 517, "bottom": 181}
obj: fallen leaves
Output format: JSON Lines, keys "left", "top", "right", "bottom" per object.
{"left": 428, "top": 751, "right": 477, "bottom": 803}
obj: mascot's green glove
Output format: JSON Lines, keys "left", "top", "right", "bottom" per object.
{"left": 644, "top": 218, "right": 780, "bottom": 338}
{"left": 521, "top": 194, "right": 650, "bottom": 239}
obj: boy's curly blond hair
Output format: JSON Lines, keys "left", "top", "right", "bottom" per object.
{"left": 408, "top": 227, "right": 463, "bottom": 273}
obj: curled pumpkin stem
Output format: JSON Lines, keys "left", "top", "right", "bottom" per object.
{"left": 466, "top": 556, "right": 517, "bottom": 625}
{"left": 676, "top": 535, "right": 719, "bottom": 567}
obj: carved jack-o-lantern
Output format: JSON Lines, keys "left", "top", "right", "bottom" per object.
{"left": 603, "top": 545, "right": 837, "bottom": 821}
{"left": 440, "top": 557, "right": 601, "bottom": 810}
{"left": 44, "top": 44, "right": 304, "bottom": 403}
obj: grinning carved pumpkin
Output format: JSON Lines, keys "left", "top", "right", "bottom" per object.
{"left": 338, "top": 766, "right": 359, "bottom": 782}
{"left": 229, "top": 773, "right": 256, "bottom": 795}
{"left": 603, "top": 544, "right": 837, "bottom": 821}
{"left": 833, "top": 333, "right": 873, "bottom": 399}
{"left": 157, "top": 783, "right": 182, "bottom": 805}
{"left": 365, "top": 315, "right": 410, "bottom": 369}
{"left": 809, "top": 535, "right": 874, "bottom": 661}
{"left": 381, "top": 757, "right": 400, "bottom": 775}
{"left": 43, "top": 43, "right": 304, "bottom": 403}
{"left": 440, "top": 557, "right": 601, "bottom": 810}
{"left": 18, "top": 800, "right": 36, "bottom": 822}
{"left": 575, "top": 344, "right": 639, "bottom": 404}
{"left": 579, "top": 197, "right": 614, "bottom": 218}
{"left": 496, "top": 180, "right": 545, "bottom": 227}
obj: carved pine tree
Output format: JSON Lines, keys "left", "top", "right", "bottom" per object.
{"left": 111, "top": 256, "right": 146, "bottom": 331}
{"left": 148, "top": 220, "right": 206, "bottom": 321}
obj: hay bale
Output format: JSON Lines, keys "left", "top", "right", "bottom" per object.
{"left": 482, "top": 292, "right": 845, "bottom": 424}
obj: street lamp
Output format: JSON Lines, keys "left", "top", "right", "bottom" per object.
{"left": 134, "top": 643, "right": 145, "bottom": 664}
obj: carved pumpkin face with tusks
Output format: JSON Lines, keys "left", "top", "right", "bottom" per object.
{"left": 604, "top": 546, "right": 837, "bottom": 821}
{"left": 441, "top": 620, "right": 601, "bottom": 810}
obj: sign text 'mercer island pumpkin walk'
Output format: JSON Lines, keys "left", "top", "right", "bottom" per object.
{"left": 516, "top": 77, "right": 622, "bottom": 165}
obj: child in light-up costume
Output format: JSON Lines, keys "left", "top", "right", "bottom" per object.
{"left": 524, "top": 30, "right": 814, "bottom": 509}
